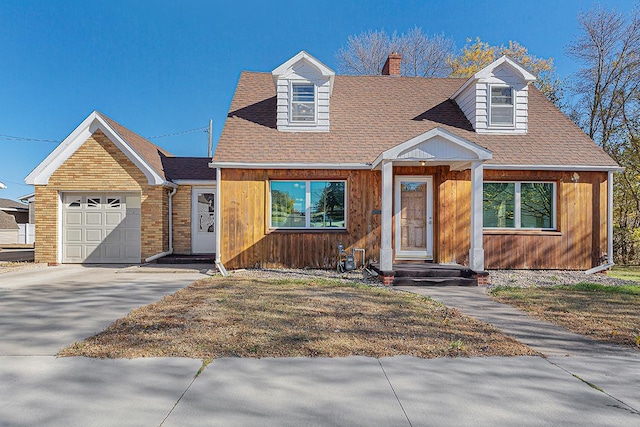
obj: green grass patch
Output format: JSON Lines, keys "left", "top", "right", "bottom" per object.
{"left": 607, "top": 265, "right": 640, "bottom": 282}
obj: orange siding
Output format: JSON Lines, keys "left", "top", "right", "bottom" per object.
{"left": 482, "top": 170, "right": 608, "bottom": 270}
{"left": 220, "top": 169, "right": 381, "bottom": 269}
{"left": 220, "top": 167, "right": 609, "bottom": 271}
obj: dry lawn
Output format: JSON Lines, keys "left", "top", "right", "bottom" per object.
{"left": 60, "top": 277, "right": 535, "bottom": 359}
{"left": 490, "top": 283, "right": 640, "bottom": 349}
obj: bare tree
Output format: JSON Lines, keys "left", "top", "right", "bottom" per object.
{"left": 335, "top": 30, "right": 397, "bottom": 75}
{"left": 567, "top": 5, "right": 640, "bottom": 264}
{"left": 336, "top": 28, "right": 455, "bottom": 77}
{"left": 567, "top": 5, "right": 640, "bottom": 151}
{"left": 396, "top": 27, "right": 456, "bottom": 77}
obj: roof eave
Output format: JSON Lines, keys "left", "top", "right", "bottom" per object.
{"left": 25, "top": 111, "right": 168, "bottom": 186}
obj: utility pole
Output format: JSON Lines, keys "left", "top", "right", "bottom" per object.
{"left": 207, "top": 119, "right": 213, "bottom": 158}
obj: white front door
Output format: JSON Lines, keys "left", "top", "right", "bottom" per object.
{"left": 394, "top": 176, "right": 433, "bottom": 259}
{"left": 191, "top": 187, "right": 216, "bottom": 254}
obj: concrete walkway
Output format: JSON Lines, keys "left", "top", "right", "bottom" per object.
{"left": 396, "top": 285, "right": 640, "bottom": 418}
{"left": 1, "top": 267, "right": 639, "bottom": 426}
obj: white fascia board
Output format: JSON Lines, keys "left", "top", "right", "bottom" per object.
{"left": 25, "top": 111, "right": 166, "bottom": 186}
{"left": 271, "top": 50, "right": 335, "bottom": 92}
{"left": 451, "top": 76, "right": 476, "bottom": 100}
{"left": 0, "top": 207, "right": 28, "bottom": 212}
{"left": 96, "top": 116, "right": 166, "bottom": 185}
{"left": 18, "top": 193, "right": 35, "bottom": 202}
{"left": 272, "top": 51, "right": 335, "bottom": 78}
{"left": 450, "top": 56, "right": 536, "bottom": 100}
{"left": 371, "top": 127, "right": 493, "bottom": 168}
{"left": 475, "top": 56, "right": 536, "bottom": 82}
{"left": 209, "top": 162, "right": 370, "bottom": 170}
{"left": 172, "top": 180, "right": 218, "bottom": 186}
{"left": 484, "top": 164, "right": 625, "bottom": 172}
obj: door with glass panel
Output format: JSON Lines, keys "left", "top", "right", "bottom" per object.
{"left": 394, "top": 177, "right": 433, "bottom": 259}
{"left": 191, "top": 188, "right": 216, "bottom": 254}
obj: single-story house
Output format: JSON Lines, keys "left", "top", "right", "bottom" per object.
{"left": 0, "top": 198, "right": 30, "bottom": 244}
{"left": 26, "top": 50, "right": 621, "bottom": 282}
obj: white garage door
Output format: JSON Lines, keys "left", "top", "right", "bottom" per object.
{"left": 62, "top": 193, "right": 141, "bottom": 263}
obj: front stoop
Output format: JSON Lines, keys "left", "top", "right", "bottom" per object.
{"left": 156, "top": 254, "right": 215, "bottom": 264}
{"left": 369, "top": 263, "right": 486, "bottom": 286}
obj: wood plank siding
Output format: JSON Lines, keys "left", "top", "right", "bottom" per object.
{"left": 219, "top": 169, "right": 381, "bottom": 269}
{"left": 219, "top": 167, "right": 608, "bottom": 271}
{"left": 483, "top": 170, "right": 607, "bottom": 270}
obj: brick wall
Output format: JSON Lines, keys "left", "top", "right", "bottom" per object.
{"left": 34, "top": 130, "right": 168, "bottom": 263}
{"left": 173, "top": 185, "right": 192, "bottom": 254}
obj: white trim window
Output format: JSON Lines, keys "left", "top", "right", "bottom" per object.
{"left": 483, "top": 182, "right": 556, "bottom": 230}
{"left": 489, "top": 85, "right": 514, "bottom": 127}
{"left": 291, "top": 83, "right": 316, "bottom": 122}
{"left": 270, "top": 180, "right": 346, "bottom": 229}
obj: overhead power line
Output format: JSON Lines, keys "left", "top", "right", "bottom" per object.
{"left": 0, "top": 124, "right": 210, "bottom": 144}
{"left": 0, "top": 134, "right": 60, "bottom": 143}
{"left": 146, "top": 126, "right": 209, "bottom": 140}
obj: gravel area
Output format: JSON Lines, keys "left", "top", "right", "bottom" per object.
{"left": 230, "top": 267, "right": 638, "bottom": 289}
{"left": 230, "top": 267, "right": 379, "bottom": 284}
{"left": 486, "top": 269, "right": 638, "bottom": 288}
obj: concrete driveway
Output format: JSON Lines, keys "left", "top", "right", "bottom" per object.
{"left": 0, "top": 265, "right": 206, "bottom": 356}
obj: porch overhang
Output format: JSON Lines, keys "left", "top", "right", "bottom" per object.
{"left": 371, "top": 127, "right": 493, "bottom": 170}
{"left": 377, "top": 127, "right": 492, "bottom": 273}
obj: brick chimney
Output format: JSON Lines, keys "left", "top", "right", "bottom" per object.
{"left": 381, "top": 52, "right": 402, "bottom": 76}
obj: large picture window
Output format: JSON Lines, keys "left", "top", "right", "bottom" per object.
{"left": 490, "top": 86, "right": 514, "bottom": 126}
{"left": 483, "top": 182, "right": 555, "bottom": 229}
{"left": 270, "top": 181, "right": 346, "bottom": 229}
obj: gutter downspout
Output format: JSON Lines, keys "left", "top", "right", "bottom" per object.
{"left": 144, "top": 183, "right": 177, "bottom": 263}
{"left": 214, "top": 167, "right": 228, "bottom": 276}
{"left": 585, "top": 170, "right": 615, "bottom": 275}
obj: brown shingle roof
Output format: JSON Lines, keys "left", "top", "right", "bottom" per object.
{"left": 214, "top": 72, "right": 618, "bottom": 168}
{"left": 0, "top": 198, "right": 28, "bottom": 211}
{"left": 0, "top": 211, "right": 19, "bottom": 229}
{"left": 162, "top": 157, "right": 216, "bottom": 181}
{"left": 96, "top": 112, "right": 173, "bottom": 179}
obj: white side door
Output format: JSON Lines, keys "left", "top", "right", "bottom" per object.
{"left": 191, "top": 187, "right": 216, "bottom": 254}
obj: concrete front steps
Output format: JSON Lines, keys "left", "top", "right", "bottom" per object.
{"left": 156, "top": 254, "right": 215, "bottom": 264}
{"left": 369, "top": 262, "right": 479, "bottom": 286}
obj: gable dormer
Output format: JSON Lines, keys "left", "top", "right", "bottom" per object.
{"left": 451, "top": 56, "right": 536, "bottom": 134}
{"left": 272, "top": 51, "right": 335, "bottom": 132}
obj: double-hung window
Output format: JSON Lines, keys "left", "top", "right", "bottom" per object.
{"left": 291, "top": 83, "right": 315, "bottom": 122}
{"left": 490, "top": 86, "right": 514, "bottom": 127}
{"left": 270, "top": 180, "right": 346, "bottom": 229}
{"left": 483, "top": 182, "right": 555, "bottom": 230}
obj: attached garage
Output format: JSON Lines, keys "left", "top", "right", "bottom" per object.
{"left": 62, "top": 193, "right": 141, "bottom": 263}
{"left": 26, "top": 111, "right": 217, "bottom": 265}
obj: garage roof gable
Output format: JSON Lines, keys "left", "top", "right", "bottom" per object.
{"left": 25, "top": 111, "right": 169, "bottom": 186}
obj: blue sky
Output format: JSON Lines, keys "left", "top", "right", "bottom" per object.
{"left": 0, "top": 0, "right": 635, "bottom": 201}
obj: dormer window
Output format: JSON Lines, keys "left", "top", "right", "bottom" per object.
{"left": 490, "top": 86, "right": 514, "bottom": 127}
{"left": 291, "top": 83, "right": 315, "bottom": 122}
{"left": 272, "top": 51, "right": 334, "bottom": 132}
{"left": 451, "top": 56, "right": 535, "bottom": 134}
